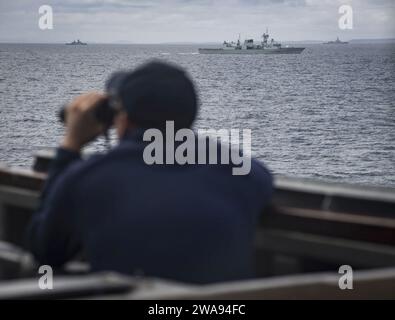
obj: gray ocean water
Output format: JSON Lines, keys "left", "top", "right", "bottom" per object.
{"left": 0, "top": 43, "right": 394, "bottom": 187}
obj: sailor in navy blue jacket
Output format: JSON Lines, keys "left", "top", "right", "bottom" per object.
{"left": 28, "top": 61, "right": 273, "bottom": 284}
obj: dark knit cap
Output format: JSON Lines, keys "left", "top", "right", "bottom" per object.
{"left": 106, "top": 61, "right": 198, "bottom": 129}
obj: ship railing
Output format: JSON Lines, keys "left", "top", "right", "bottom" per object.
{"left": 0, "top": 267, "right": 395, "bottom": 299}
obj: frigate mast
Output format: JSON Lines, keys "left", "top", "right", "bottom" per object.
{"left": 262, "top": 27, "right": 269, "bottom": 46}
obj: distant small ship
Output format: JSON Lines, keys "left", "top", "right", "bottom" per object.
{"left": 66, "top": 39, "right": 87, "bottom": 46}
{"left": 199, "top": 30, "right": 305, "bottom": 55}
{"left": 324, "top": 37, "right": 348, "bottom": 45}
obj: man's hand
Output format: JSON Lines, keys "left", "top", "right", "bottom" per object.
{"left": 61, "top": 92, "right": 107, "bottom": 152}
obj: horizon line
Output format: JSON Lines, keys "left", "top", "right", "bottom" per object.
{"left": 1, "top": 37, "right": 395, "bottom": 45}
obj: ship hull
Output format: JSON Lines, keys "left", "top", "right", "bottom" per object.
{"left": 198, "top": 47, "right": 305, "bottom": 55}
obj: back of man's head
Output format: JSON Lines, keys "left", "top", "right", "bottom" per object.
{"left": 108, "top": 61, "right": 198, "bottom": 130}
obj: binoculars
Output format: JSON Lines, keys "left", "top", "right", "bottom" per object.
{"left": 58, "top": 97, "right": 116, "bottom": 129}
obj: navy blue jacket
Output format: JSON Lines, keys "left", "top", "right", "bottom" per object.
{"left": 28, "top": 130, "right": 273, "bottom": 284}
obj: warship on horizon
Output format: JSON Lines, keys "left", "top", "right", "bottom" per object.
{"left": 66, "top": 39, "right": 87, "bottom": 46}
{"left": 198, "top": 30, "right": 305, "bottom": 55}
{"left": 324, "top": 37, "right": 348, "bottom": 45}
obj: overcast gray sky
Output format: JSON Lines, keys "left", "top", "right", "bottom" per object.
{"left": 0, "top": 0, "right": 394, "bottom": 43}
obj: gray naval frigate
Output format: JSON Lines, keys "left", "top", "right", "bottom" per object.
{"left": 66, "top": 39, "right": 87, "bottom": 45}
{"left": 324, "top": 37, "right": 348, "bottom": 45}
{"left": 199, "top": 31, "right": 305, "bottom": 55}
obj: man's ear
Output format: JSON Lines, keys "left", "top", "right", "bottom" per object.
{"left": 115, "top": 110, "right": 130, "bottom": 138}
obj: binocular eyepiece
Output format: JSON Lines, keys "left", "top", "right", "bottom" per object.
{"left": 58, "top": 71, "right": 127, "bottom": 128}
{"left": 58, "top": 98, "right": 116, "bottom": 129}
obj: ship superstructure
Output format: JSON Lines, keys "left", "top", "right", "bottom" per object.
{"left": 199, "top": 30, "right": 305, "bottom": 54}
